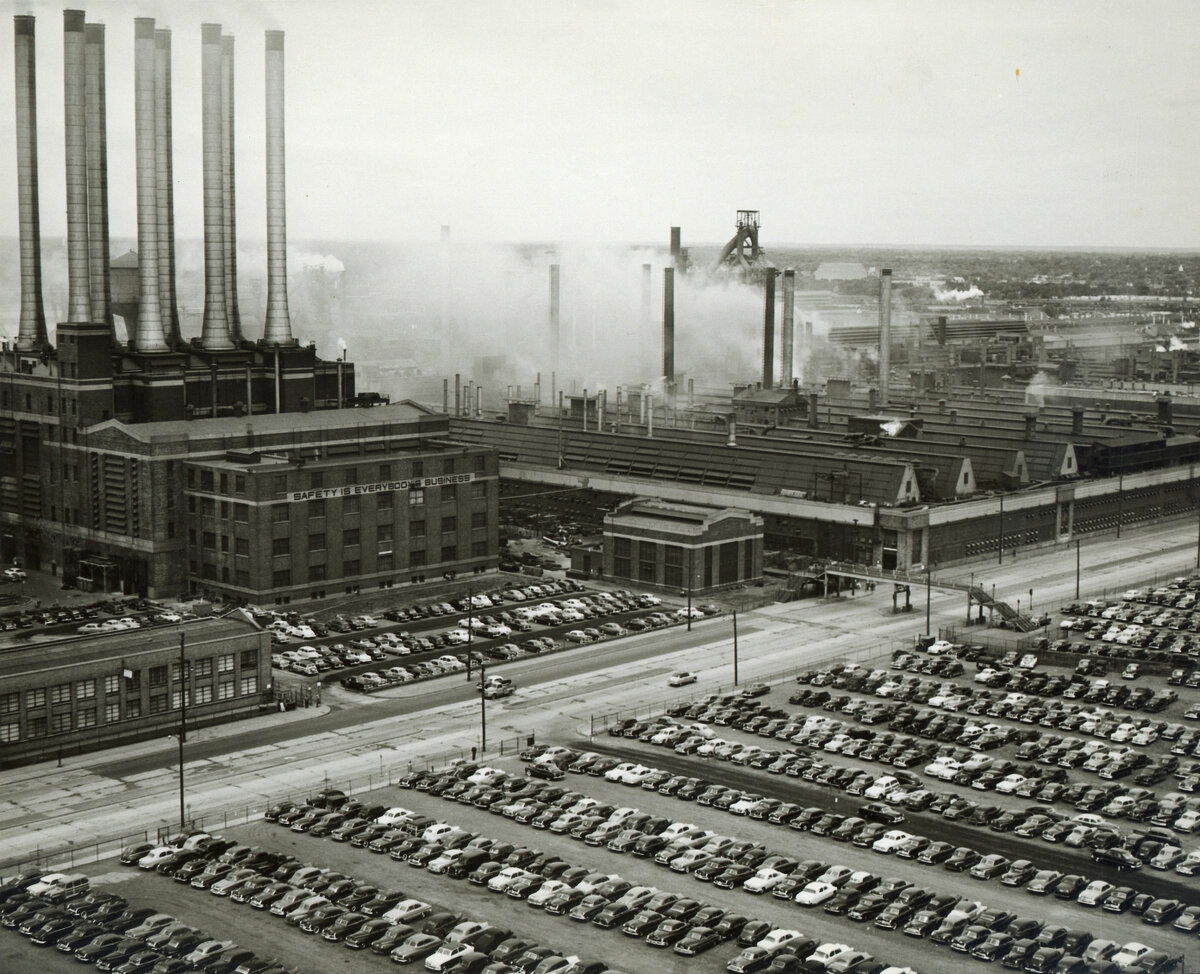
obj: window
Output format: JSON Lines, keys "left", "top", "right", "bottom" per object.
{"left": 309, "top": 471, "right": 324, "bottom": 489}
{"left": 441, "top": 516, "right": 457, "bottom": 534}
{"left": 125, "top": 699, "right": 142, "bottom": 719}
{"left": 471, "top": 511, "right": 487, "bottom": 529}
{"left": 25, "top": 688, "right": 45, "bottom": 709}
{"left": 171, "top": 689, "right": 192, "bottom": 709}
{"left": 201, "top": 470, "right": 214, "bottom": 491}
{"left": 412, "top": 461, "right": 424, "bottom": 478}
{"left": 378, "top": 553, "right": 394, "bottom": 571}
{"left": 201, "top": 498, "right": 215, "bottom": 516}
{"left": 443, "top": 458, "right": 456, "bottom": 475}
{"left": 0, "top": 722, "right": 18, "bottom": 744}
{"left": 235, "top": 474, "right": 246, "bottom": 493}
{"left": 472, "top": 541, "right": 488, "bottom": 557}
{"left": 217, "top": 653, "right": 234, "bottom": 673}
{"left": 474, "top": 454, "right": 486, "bottom": 473}
{"left": 219, "top": 473, "right": 229, "bottom": 493}
{"left": 27, "top": 716, "right": 46, "bottom": 738}
{"left": 234, "top": 504, "right": 248, "bottom": 523}
{"left": 221, "top": 535, "right": 230, "bottom": 553}
{"left": 188, "top": 468, "right": 196, "bottom": 487}
{"left": 149, "top": 696, "right": 168, "bottom": 714}
{"left": 308, "top": 564, "right": 326, "bottom": 582}
{"left": 309, "top": 533, "right": 326, "bottom": 550}
{"left": 126, "top": 670, "right": 140, "bottom": 691}
{"left": 273, "top": 569, "right": 291, "bottom": 588}
{"left": 378, "top": 524, "right": 393, "bottom": 544}
{"left": 442, "top": 485, "right": 457, "bottom": 502}
{"left": 378, "top": 493, "right": 393, "bottom": 510}
{"left": 442, "top": 545, "right": 457, "bottom": 562}
{"left": 471, "top": 482, "right": 486, "bottom": 499}
{"left": 50, "top": 683, "right": 71, "bottom": 705}
{"left": 345, "top": 495, "right": 361, "bottom": 515}
{"left": 379, "top": 463, "right": 392, "bottom": 479}
{"left": 411, "top": 520, "right": 426, "bottom": 538}
{"left": 274, "top": 474, "right": 287, "bottom": 493}
{"left": 272, "top": 537, "right": 289, "bottom": 556}
{"left": 410, "top": 489, "right": 424, "bottom": 507}
{"left": 171, "top": 661, "right": 191, "bottom": 681}
{"left": 217, "top": 682, "right": 235, "bottom": 701}
{"left": 345, "top": 466, "right": 358, "bottom": 484}
{"left": 240, "top": 649, "right": 258, "bottom": 671}
{"left": 75, "top": 710, "right": 96, "bottom": 729}
{"left": 236, "top": 538, "right": 249, "bottom": 557}
{"left": 410, "top": 549, "right": 426, "bottom": 567}
{"left": 240, "top": 674, "right": 259, "bottom": 696}
{"left": 274, "top": 506, "right": 291, "bottom": 524}
{"left": 0, "top": 692, "right": 17, "bottom": 714}
{"left": 202, "top": 531, "right": 217, "bottom": 550}
{"left": 50, "top": 713, "right": 70, "bottom": 734}
{"left": 104, "top": 674, "right": 120, "bottom": 695}
{"left": 194, "top": 685, "right": 213, "bottom": 705}
{"left": 344, "top": 528, "right": 360, "bottom": 547}
{"left": 343, "top": 559, "right": 360, "bottom": 576}
{"left": 105, "top": 703, "right": 120, "bottom": 724}
{"left": 149, "top": 666, "right": 168, "bottom": 688}
{"left": 236, "top": 570, "right": 250, "bottom": 586}
{"left": 308, "top": 499, "right": 326, "bottom": 518}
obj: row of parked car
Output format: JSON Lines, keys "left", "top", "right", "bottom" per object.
{"left": 0, "top": 856, "right": 296, "bottom": 974}
{"left": 406, "top": 754, "right": 1186, "bottom": 974}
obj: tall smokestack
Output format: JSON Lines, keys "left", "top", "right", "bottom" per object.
{"left": 878, "top": 268, "right": 892, "bottom": 407}
{"left": 762, "top": 269, "right": 777, "bottom": 389}
{"left": 154, "top": 28, "right": 180, "bottom": 345}
{"left": 200, "top": 23, "right": 232, "bottom": 350}
{"left": 662, "top": 267, "right": 675, "bottom": 391}
{"left": 641, "top": 262, "right": 651, "bottom": 373}
{"left": 781, "top": 268, "right": 795, "bottom": 386}
{"left": 13, "top": 15, "right": 48, "bottom": 351}
{"left": 262, "top": 29, "right": 293, "bottom": 345}
{"left": 221, "top": 34, "right": 242, "bottom": 343}
{"left": 669, "top": 227, "right": 681, "bottom": 272}
{"left": 63, "top": 10, "right": 91, "bottom": 324}
{"left": 84, "top": 22, "right": 111, "bottom": 330}
{"left": 549, "top": 264, "right": 560, "bottom": 373}
{"left": 132, "top": 17, "right": 167, "bottom": 352}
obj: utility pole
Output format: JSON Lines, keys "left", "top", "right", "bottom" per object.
{"left": 998, "top": 494, "right": 1004, "bottom": 566}
{"left": 178, "top": 631, "right": 186, "bottom": 832}
{"left": 686, "top": 549, "right": 693, "bottom": 632}
{"left": 479, "top": 661, "right": 487, "bottom": 752}
{"left": 732, "top": 611, "right": 739, "bottom": 686}
{"left": 465, "top": 588, "right": 474, "bottom": 681}
{"left": 925, "top": 567, "right": 931, "bottom": 636}
{"left": 1076, "top": 539, "right": 1081, "bottom": 600}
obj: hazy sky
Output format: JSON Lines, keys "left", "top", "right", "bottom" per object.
{"left": 4, "top": 0, "right": 1199, "bottom": 248}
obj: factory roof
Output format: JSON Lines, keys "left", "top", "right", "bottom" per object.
{"left": 86, "top": 400, "right": 439, "bottom": 444}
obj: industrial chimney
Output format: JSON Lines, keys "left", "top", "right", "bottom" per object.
{"left": 549, "top": 264, "right": 560, "bottom": 374}
{"left": 132, "top": 17, "right": 167, "bottom": 352}
{"left": 154, "top": 28, "right": 180, "bottom": 345}
{"left": 84, "top": 22, "right": 111, "bottom": 330}
{"left": 262, "top": 29, "right": 294, "bottom": 344}
{"left": 878, "top": 268, "right": 892, "bottom": 407}
{"left": 200, "top": 23, "right": 232, "bottom": 350}
{"left": 781, "top": 268, "right": 795, "bottom": 385}
{"left": 13, "top": 15, "right": 49, "bottom": 351}
{"left": 663, "top": 267, "right": 675, "bottom": 392}
{"left": 221, "top": 34, "right": 242, "bottom": 343}
{"left": 762, "top": 269, "right": 777, "bottom": 389}
{"left": 63, "top": 10, "right": 91, "bottom": 325}
{"left": 670, "top": 227, "right": 681, "bottom": 272}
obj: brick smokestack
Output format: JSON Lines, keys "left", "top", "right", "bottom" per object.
{"left": 762, "top": 269, "right": 777, "bottom": 389}
{"left": 13, "top": 15, "right": 49, "bottom": 351}
{"left": 781, "top": 268, "right": 795, "bottom": 385}
{"left": 878, "top": 268, "right": 892, "bottom": 407}
{"left": 155, "top": 28, "right": 180, "bottom": 345}
{"left": 670, "top": 227, "right": 681, "bottom": 272}
{"left": 549, "top": 264, "right": 560, "bottom": 373}
{"left": 663, "top": 267, "right": 675, "bottom": 390}
{"left": 262, "top": 29, "right": 294, "bottom": 344}
{"left": 84, "top": 22, "right": 111, "bottom": 330}
{"left": 63, "top": 10, "right": 91, "bottom": 324}
{"left": 200, "top": 23, "right": 232, "bottom": 349}
{"left": 221, "top": 34, "right": 242, "bottom": 343}
{"left": 132, "top": 17, "right": 167, "bottom": 352}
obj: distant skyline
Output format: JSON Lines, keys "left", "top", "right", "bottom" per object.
{"left": 3, "top": 0, "right": 1199, "bottom": 249}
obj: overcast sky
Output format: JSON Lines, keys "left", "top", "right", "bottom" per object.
{"left": 4, "top": 0, "right": 1199, "bottom": 248}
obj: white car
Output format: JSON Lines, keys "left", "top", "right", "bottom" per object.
{"left": 1077, "top": 880, "right": 1114, "bottom": 906}
{"left": 757, "top": 929, "right": 804, "bottom": 952}
{"left": 794, "top": 881, "right": 837, "bottom": 906}
{"left": 604, "top": 763, "right": 638, "bottom": 782}
{"left": 808, "top": 943, "right": 852, "bottom": 965}
{"left": 527, "top": 879, "right": 572, "bottom": 907}
{"left": 425, "top": 943, "right": 474, "bottom": 971}
{"left": 26, "top": 873, "right": 71, "bottom": 895}
{"left": 376, "top": 807, "right": 415, "bottom": 826}
{"left": 668, "top": 671, "right": 697, "bottom": 687}
{"left": 994, "top": 774, "right": 1028, "bottom": 795}
{"left": 444, "top": 630, "right": 471, "bottom": 645}
{"left": 78, "top": 622, "right": 106, "bottom": 634}
{"left": 864, "top": 776, "right": 899, "bottom": 800}
{"left": 616, "top": 765, "right": 655, "bottom": 785}
{"left": 487, "top": 867, "right": 529, "bottom": 892}
{"left": 4, "top": 567, "right": 27, "bottom": 582}
{"left": 135, "top": 847, "right": 177, "bottom": 870}
{"left": 1175, "top": 810, "right": 1200, "bottom": 833}
{"left": 382, "top": 899, "right": 432, "bottom": 924}
{"left": 871, "top": 830, "right": 912, "bottom": 854}
{"left": 743, "top": 868, "right": 788, "bottom": 894}
{"left": 1111, "top": 944, "right": 1153, "bottom": 968}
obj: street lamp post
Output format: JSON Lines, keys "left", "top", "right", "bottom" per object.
{"left": 1076, "top": 539, "right": 1081, "bottom": 600}
{"left": 732, "top": 610, "right": 739, "bottom": 686}
{"left": 998, "top": 494, "right": 1004, "bottom": 566}
{"left": 925, "top": 567, "right": 931, "bottom": 637}
{"left": 479, "top": 662, "right": 487, "bottom": 752}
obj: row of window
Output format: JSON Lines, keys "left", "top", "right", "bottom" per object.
{"left": 187, "top": 456, "right": 489, "bottom": 495}
{"left": 0, "top": 675, "right": 258, "bottom": 744}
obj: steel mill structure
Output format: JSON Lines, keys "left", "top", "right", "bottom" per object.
{"left": 0, "top": 11, "right": 499, "bottom": 600}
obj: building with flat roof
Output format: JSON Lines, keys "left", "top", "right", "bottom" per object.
{"left": 0, "top": 616, "right": 269, "bottom": 767}
{"left": 603, "top": 498, "right": 763, "bottom": 594}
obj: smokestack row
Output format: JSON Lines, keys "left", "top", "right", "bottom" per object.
{"left": 662, "top": 267, "right": 675, "bottom": 392}
{"left": 780, "top": 268, "right": 795, "bottom": 385}
{"left": 762, "top": 269, "right": 777, "bottom": 389}
{"left": 10, "top": 14, "right": 296, "bottom": 355}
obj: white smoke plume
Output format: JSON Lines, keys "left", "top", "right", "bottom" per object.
{"left": 933, "top": 284, "right": 983, "bottom": 302}
{"left": 291, "top": 249, "right": 346, "bottom": 274}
